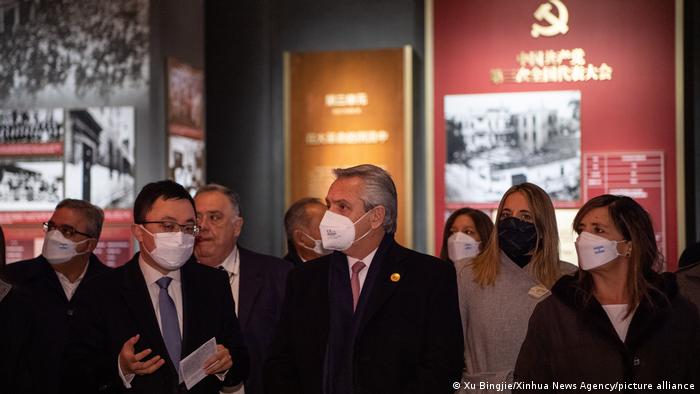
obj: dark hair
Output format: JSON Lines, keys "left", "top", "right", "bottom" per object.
{"left": 195, "top": 183, "right": 242, "bottom": 217}
{"left": 440, "top": 207, "right": 494, "bottom": 262}
{"left": 284, "top": 197, "right": 325, "bottom": 254}
{"left": 573, "top": 194, "right": 664, "bottom": 314}
{"left": 134, "top": 180, "right": 195, "bottom": 224}
{"left": 56, "top": 199, "right": 105, "bottom": 238}
{"left": 284, "top": 197, "right": 324, "bottom": 241}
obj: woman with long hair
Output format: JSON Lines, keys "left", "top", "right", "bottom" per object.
{"left": 514, "top": 195, "right": 700, "bottom": 388}
{"left": 457, "top": 183, "right": 576, "bottom": 392}
{"left": 439, "top": 207, "right": 493, "bottom": 268}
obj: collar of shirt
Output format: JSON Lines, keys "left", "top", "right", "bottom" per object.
{"left": 346, "top": 247, "right": 379, "bottom": 289}
{"left": 55, "top": 259, "right": 90, "bottom": 300}
{"left": 218, "top": 246, "right": 239, "bottom": 277}
{"left": 138, "top": 254, "right": 181, "bottom": 285}
{"left": 347, "top": 247, "right": 378, "bottom": 270}
{"left": 137, "top": 254, "right": 184, "bottom": 338}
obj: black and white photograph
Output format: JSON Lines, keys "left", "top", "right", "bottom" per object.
{"left": 0, "top": 160, "right": 63, "bottom": 211}
{"left": 65, "top": 107, "right": 135, "bottom": 208}
{"left": 168, "top": 135, "right": 204, "bottom": 196}
{"left": 0, "top": 109, "right": 64, "bottom": 145}
{"left": 444, "top": 90, "right": 581, "bottom": 204}
{"left": 0, "top": 0, "right": 149, "bottom": 105}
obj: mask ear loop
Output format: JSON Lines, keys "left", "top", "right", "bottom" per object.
{"left": 614, "top": 239, "right": 631, "bottom": 257}
{"left": 351, "top": 207, "right": 378, "bottom": 245}
{"left": 297, "top": 231, "right": 319, "bottom": 251}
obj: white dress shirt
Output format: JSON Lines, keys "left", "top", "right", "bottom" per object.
{"left": 139, "top": 256, "right": 184, "bottom": 335}
{"left": 55, "top": 261, "right": 90, "bottom": 301}
{"left": 217, "top": 247, "right": 240, "bottom": 315}
{"left": 346, "top": 247, "right": 379, "bottom": 293}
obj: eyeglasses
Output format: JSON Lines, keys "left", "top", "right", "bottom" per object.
{"left": 43, "top": 221, "right": 93, "bottom": 239}
{"left": 140, "top": 221, "right": 200, "bottom": 236}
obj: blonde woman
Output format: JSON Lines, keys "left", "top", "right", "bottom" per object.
{"left": 456, "top": 183, "right": 576, "bottom": 393}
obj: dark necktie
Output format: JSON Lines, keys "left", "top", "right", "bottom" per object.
{"left": 156, "top": 276, "right": 181, "bottom": 374}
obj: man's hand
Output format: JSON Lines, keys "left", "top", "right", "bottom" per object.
{"left": 203, "top": 344, "right": 233, "bottom": 375}
{"left": 119, "top": 334, "right": 165, "bottom": 376}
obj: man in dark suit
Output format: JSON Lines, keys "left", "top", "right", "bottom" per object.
{"left": 264, "top": 164, "right": 464, "bottom": 394}
{"left": 5, "top": 199, "right": 110, "bottom": 393}
{"left": 283, "top": 197, "right": 329, "bottom": 265}
{"left": 64, "top": 180, "right": 248, "bottom": 393}
{"left": 194, "top": 184, "right": 292, "bottom": 394}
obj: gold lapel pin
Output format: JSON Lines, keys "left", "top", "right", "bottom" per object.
{"left": 390, "top": 273, "right": 401, "bottom": 282}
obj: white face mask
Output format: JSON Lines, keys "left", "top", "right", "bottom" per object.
{"left": 575, "top": 231, "right": 626, "bottom": 271}
{"left": 319, "top": 209, "right": 373, "bottom": 251}
{"left": 42, "top": 230, "right": 91, "bottom": 265}
{"left": 299, "top": 231, "right": 332, "bottom": 257}
{"left": 447, "top": 232, "right": 480, "bottom": 262}
{"left": 141, "top": 226, "right": 195, "bottom": 271}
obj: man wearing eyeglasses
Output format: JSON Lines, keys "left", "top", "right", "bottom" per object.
{"left": 63, "top": 180, "right": 249, "bottom": 393}
{"left": 194, "top": 184, "right": 292, "bottom": 394}
{"left": 5, "top": 198, "right": 110, "bottom": 393}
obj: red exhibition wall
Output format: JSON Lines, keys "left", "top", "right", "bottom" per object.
{"left": 433, "top": 0, "right": 678, "bottom": 267}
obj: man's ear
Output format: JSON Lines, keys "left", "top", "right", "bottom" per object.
{"left": 131, "top": 223, "right": 145, "bottom": 243}
{"left": 292, "top": 229, "right": 305, "bottom": 246}
{"left": 85, "top": 238, "right": 99, "bottom": 253}
{"left": 233, "top": 216, "right": 244, "bottom": 238}
{"left": 369, "top": 206, "right": 386, "bottom": 230}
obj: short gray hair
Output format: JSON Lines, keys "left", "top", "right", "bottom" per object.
{"left": 284, "top": 197, "right": 324, "bottom": 241}
{"left": 56, "top": 199, "right": 105, "bottom": 238}
{"left": 195, "top": 183, "right": 241, "bottom": 217}
{"left": 333, "top": 164, "right": 397, "bottom": 233}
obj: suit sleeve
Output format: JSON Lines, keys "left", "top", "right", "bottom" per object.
{"left": 513, "top": 303, "right": 553, "bottom": 392}
{"left": 217, "top": 272, "right": 250, "bottom": 387}
{"left": 415, "top": 262, "right": 465, "bottom": 394}
{"left": 263, "top": 268, "right": 302, "bottom": 394}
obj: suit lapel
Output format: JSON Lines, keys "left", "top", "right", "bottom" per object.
{"left": 120, "top": 256, "right": 171, "bottom": 367}
{"left": 237, "top": 247, "right": 262, "bottom": 329}
{"left": 356, "top": 237, "right": 406, "bottom": 337}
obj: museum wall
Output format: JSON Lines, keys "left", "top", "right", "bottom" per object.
{"left": 205, "top": 0, "right": 426, "bottom": 255}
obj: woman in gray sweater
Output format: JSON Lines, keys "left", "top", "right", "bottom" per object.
{"left": 456, "top": 183, "right": 576, "bottom": 393}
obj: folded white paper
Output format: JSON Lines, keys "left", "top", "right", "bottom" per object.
{"left": 180, "top": 337, "right": 217, "bottom": 389}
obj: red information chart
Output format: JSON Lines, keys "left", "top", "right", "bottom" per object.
{"left": 583, "top": 152, "right": 665, "bottom": 260}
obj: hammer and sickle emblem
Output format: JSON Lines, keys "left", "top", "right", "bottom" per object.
{"left": 531, "top": 0, "right": 569, "bottom": 38}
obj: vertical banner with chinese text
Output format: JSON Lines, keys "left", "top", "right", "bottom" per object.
{"left": 286, "top": 48, "right": 413, "bottom": 246}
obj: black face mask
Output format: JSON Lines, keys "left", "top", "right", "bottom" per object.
{"left": 498, "top": 216, "right": 538, "bottom": 266}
